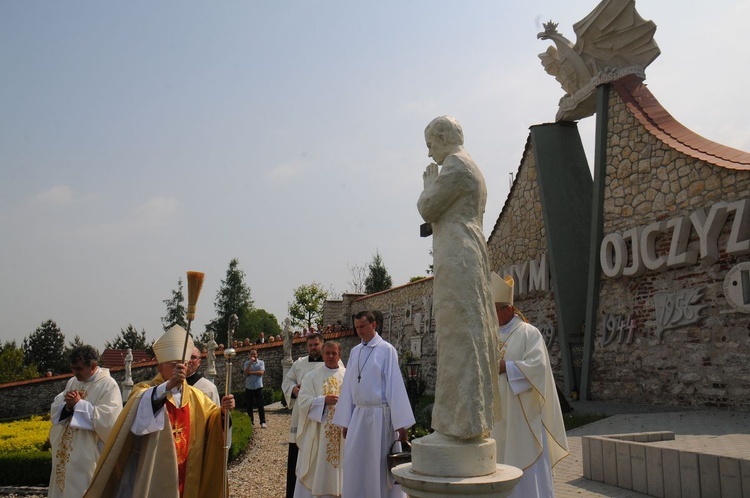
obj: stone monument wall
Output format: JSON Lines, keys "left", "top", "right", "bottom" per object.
{"left": 591, "top": 89, "right": 750, "bottom": 409}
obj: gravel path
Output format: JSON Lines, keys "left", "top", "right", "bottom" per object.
{"left": 228, "top": 404, "right": 290, "bottom": 497}
{"left": 0, "top": 404, "right": 292, "bottom": 498}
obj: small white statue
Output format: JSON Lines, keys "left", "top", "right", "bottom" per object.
{"left": 283, "top": 317, "right": 293, "bottom": 362}
{"left": 124, "top": 348, "right": 133, "bottom": 384}
{"left": 206, "top": 329, "right": 218, "bottom": 376}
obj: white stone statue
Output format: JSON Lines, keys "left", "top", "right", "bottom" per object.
{"left": 124, "top": 348, "right": 133, "bottom": 384}
{"left": 282, "top": 317, "right": 293, "bottom": 363}
{"left": 205, "top": 329, "right": 218, "bottom": 377}
{"left": 418, "top": 115, "right": 500, "bottom": 440}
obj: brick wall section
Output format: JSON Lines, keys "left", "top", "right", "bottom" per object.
{"left": 0, "top": 331, "right": 360, "bottom": 420}
{"left": 591, "top": 89, "right": 750, "bottom": 409}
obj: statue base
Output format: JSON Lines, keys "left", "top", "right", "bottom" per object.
{"left": 411, "top": 432, "right": 497, "bottom": 477}
{"left": 282, "top": 358, "right": 293, "bottom": 393}
{"left": 392, "top": 463, "right": 522, "bottom": 498}
{"left": 393, "top": 432, "right": 522, "bottom": 497}
{"left": 121, "top": 380, "right": 134, "bottom": 402}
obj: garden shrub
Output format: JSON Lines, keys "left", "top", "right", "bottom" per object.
{"left": 228, "top": 410, "right": 252, "bottom": 463}
{"left": 0, "top": 451, "right": 52, "bottom": 486}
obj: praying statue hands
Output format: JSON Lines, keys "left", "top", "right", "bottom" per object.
{"left": 423, "top": 162, "right": 439, "bottom": 189}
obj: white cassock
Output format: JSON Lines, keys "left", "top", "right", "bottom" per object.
{"left": 188, "top": 374, "right": 221, "bottom": 405}
{"left": 294, "top": 364, "right": 346, "bottom": 498}
{"left": 332, "top": 333, "right": 415, "bottom": 498}
{"left": 490, "top": 316, "right": 569, "bottom": 498}
{"left": 48, "top": 367, "right": 123, "bottom": 498}
{"left": 283, "top": 356, "right": 326, "bottom": 445}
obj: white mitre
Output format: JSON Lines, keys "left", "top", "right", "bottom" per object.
{"left": 491, "top": 272, "right": 514, "bottom": 305}
{"left": 153, "top": 325, "right": 194, "bottom": 363}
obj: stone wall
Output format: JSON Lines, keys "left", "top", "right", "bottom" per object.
{"left": 590, "top": 88, "right": 750, "bottom": 410}
{"left": 326, "top": 278, "right": 438, "bottom": 394}
{"left": 0, "top": 330, "right": 359, "bottom": 420}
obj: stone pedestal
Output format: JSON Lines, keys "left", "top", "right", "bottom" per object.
{"left": 392, "top": 433, "right": 522, "bottom": 497}
{"left": 393, "top": 464, "right": 522, "bottom": 498}
{"left": 282, "top": 358, "right": 293, "bottom": 387}
{"left": 121, "top": 380, "right": 134, "bottom": 402}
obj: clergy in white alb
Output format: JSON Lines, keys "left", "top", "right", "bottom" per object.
{"left": 332, "top": 311, "right": 415, "bottom": 498}
{"left": 489, "top": 274, "right": 569, "bottom": 498}
{"left": 186, "top": 346, "right": 221, "bottom": 405}
{"left": 283, "top": 333, "right": 325, "bottom": 498}
{"left": 294, "top": 341, "right": 346, "bottom": 498}
{"left": 49, "top": 345, "right": 123, "bottom": 498}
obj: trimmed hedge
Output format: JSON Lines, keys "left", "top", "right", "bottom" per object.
{"left": 0, "top": 450, "right": 52, "bottom": 486}
{"left": 228, "top": 410, "right": 253, "bottom": 462}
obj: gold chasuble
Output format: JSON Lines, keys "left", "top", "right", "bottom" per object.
{"left": 84, "top": 375, "right": 226, "bottom": 498}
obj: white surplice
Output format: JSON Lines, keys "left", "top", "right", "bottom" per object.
{"left": 48, "top": 367, "right": 122, "bottom": 498}
{"left": 283, "top": 356, "right": 326, "bottom": 444}
{"left": 332, "top": 333, "right": 415, "bottom": 498}
{"left": 294, "top": 364, "right": 346, "bottom": 498}
{"left": 190, "top": 375, "right": 220, "bottom": 405}
{"left": 490, "top": 316, "right": 569, "bottom": 497}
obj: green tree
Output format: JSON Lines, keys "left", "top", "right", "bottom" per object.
{"left": 208, "top": 258, "right": 254, "bottom": 345}
{"left": 64, "top": 334, "right": 86, "bottom": 359}
{"left": 0, "top": 341, "right": 39, "bottom": 382}
{"left": 105, "top": 324, "right": 151, "bottom": 350}
{"left": 243, "top": 309, "right": 282, "bottom": 339}
{"left": 288, "top": 282, "right": 329, "bottom": 329}
{"left": 161, "top": 276, "right": 187, "bottom": 331}
{"left": 22, "top": 319, "right": 67, "bottom": 374}
{"left": 365, "top": 250, "right": 393, "bottom": 294}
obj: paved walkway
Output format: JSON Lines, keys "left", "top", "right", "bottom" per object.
{"left": 553, "top": 401, "right": 750, "bottom": 497}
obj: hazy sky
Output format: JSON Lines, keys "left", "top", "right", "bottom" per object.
{"left": 2, "top": 1, "right": 748, "bottom": 353}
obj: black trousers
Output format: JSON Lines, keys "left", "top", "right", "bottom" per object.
{"left": 245, "top": 387, "right": 265, "bottom": 424}
{"left": 286, "top": 442, "right": 298, "bottom": 498}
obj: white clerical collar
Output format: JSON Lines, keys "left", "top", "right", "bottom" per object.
{"left": 362, "top": 333, "right": 381, "bottom": 347}
{"left": 84, "top": 366, "right": 100, "bottom": 382}
{"left": 499, "top": 315, "right": 519, "bottom": 335}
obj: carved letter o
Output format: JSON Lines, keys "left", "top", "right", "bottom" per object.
{"left": 601, "top": 233, "right": 627, "bottom": 278}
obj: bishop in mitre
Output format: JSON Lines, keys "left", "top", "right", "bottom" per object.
{"left": 84, "top": 325, "right": 235, "bottom": 498}
{"left": 489, "top": 273, "right": 569, "bottom": 497}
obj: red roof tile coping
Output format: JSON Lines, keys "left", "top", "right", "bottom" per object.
{"left": 613, "top": 74, "right": 750, "bottom": 170}
{"left": 100, "top": 349, "right": 153, "bottom": 369}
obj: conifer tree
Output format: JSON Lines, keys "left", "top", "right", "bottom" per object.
{"left": 161, "top": 276, "right": 187, "bottom": 331}
{"left": 365, "top": 250, "right": 393, "bottom": 294}
{"left": 209, "top": 258, "right": 254, "bottom": 345}
{"left": 22, "top": 319, "right": 67, "bottom": 374}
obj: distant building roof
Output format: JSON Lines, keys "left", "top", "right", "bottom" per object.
{"left": 100, "top": 349, "right": 153, "bottom": 368}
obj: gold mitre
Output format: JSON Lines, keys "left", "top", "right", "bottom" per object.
{"left": 153, "top": 325, "right": 194, "bottom": 364}
{"left": 491, "top": 272, "right": 514, "bottom": 305}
